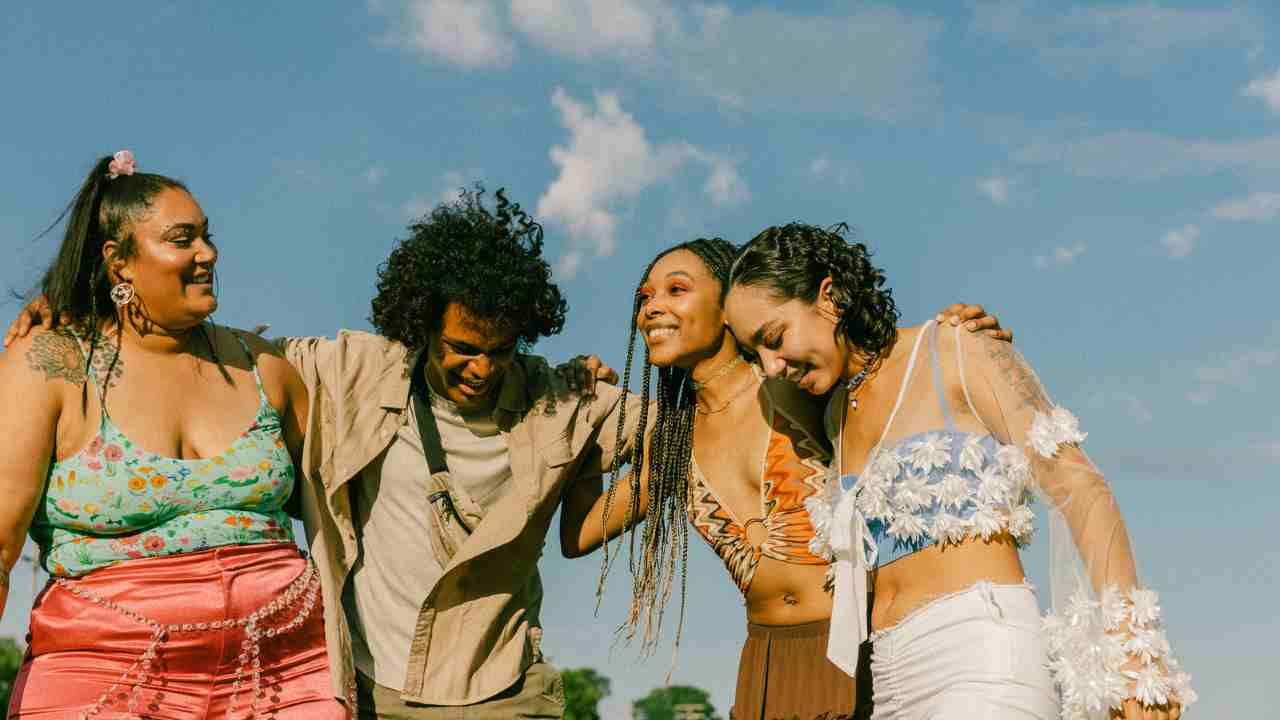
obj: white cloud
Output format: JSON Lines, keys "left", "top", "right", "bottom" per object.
{"left": 1015, "top": 131, "right": 1280, "bottom": 181}
{"left": 977, "top": 175, "right": 1014, "bottom": 205}
{"left": 1242, "top": 69, "right": 1280, "bottom": 114}
{"left": 701, "top": 154, "right": 750, "bottom": 206}
{"left": 1093, "top": 391, "right": 1153, "bottom": 424}
{"left": 388, "top": 0, "right": 515, "bottom": 68}
{"left": 1212, "top": 192, "right": 1280, "bottom": 222}
{"left": 1188, "top": 347, "right": 1278, "bottom": 404}
{"left": 536, "top": 88, "right": 748, "bottom": 277}
{"left": 1186, "top": 389, "right": 1214, "bottom": 405}
{"left": 808, "top": 153, "right": 861, "bottom": 188}
{"left": 971, "top": 1, "right": 1261, "bottom": 75}
{"left": 1033, "top": 241, "right": 1086, "bottom": 269}
{"left": 810, "top": 155, "right": 830, "bottom": 178}
{"left": 510, "top": 0, "right": 675, "bottom": 60}
{"left": 1160, "top": 224, "right": 1199, "bottom": 258}
{"left": 374, "top": 2, "right": 940, "bottom": 120}
{"left": 674, "top": 5, "right": 939, "bottom": 120}
{"left": 1196, "top": 349, "right": 1278, "bottom": 386}
{"left": 401, "top": 170, "right": 480, "bottom": 219}
{"left": 1124, "top": 395, "right": 1153, "bottom": 425}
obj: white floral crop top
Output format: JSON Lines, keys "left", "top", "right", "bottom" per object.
{"left": 808, "top": 321, "right": 1196, "bottom": 720}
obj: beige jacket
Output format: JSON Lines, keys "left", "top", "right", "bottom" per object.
{"left": 280, "top": 331, "right": 642, "bottom": 707}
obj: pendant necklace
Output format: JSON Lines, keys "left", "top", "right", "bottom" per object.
{"left": 845, "top": 352, "right": 879, "bottom": 410}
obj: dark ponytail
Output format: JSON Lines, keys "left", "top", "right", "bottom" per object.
{"left": 37, "top": 155, "right": 187, "bottom": 331}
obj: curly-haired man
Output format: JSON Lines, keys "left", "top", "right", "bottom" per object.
{"left": 264, "top": 186, "right": 643, "bottom": 718}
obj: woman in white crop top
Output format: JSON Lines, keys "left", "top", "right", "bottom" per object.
{"left": 723, "top": 223, "right": 1194, "bottom": 720}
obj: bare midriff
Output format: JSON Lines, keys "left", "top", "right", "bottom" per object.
{"left": 745, "top": 557, "right": 833, "bottom": 626}
{"left": 869, "top": 532, "right": 1025, "bottom": 632}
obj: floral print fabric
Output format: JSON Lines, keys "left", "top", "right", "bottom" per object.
{"left": 30, "top": 336, "right": 295, "bottom": 577}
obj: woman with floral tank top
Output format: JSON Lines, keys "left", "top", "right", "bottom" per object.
{"left": 0, "top": 152, "right": 347, "bottom": 718}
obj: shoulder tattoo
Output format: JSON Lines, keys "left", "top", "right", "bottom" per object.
{"left": 983, "top": 340, "right": 1049, "bottom": 411}
{"left": 25, "top": 331, "right": 123, "bottom": 388}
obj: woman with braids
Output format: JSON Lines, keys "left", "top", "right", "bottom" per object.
{"left": 561, "top": 237, "right": 1006, "bottom": 720}
{"left": 723, "top": 223, "right": 1195, "bottom": 720}
{"left": 0, "top": 152, "right": 346, "bottom": 718}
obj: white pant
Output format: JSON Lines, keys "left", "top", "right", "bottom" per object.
{"left": 868, "top": 581, "right": 1058, "bottom": 719}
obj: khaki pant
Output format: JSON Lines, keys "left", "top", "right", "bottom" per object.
{"left": 356, "top": 663, "right": 564, "bottom": 720}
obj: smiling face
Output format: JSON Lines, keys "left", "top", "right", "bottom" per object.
{"left": 424, "top": 302, "right": 519, "bottom": 409}
{"left": 724, "top": 280, "right": 849, "bottom": 395}
{"left": 106, "top": 187, "right": 218, "bottom": 329}
{"left": 636, "top": 249, "right": 728, "bottom": 369}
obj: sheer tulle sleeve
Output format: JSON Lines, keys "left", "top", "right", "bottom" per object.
{"left": 957, "top": 328, "right": 1195, "bottom": 719}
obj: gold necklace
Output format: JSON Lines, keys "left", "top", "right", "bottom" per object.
{"left": 695, "top": 366, "right": 758, "bottom": 414}
{"left": 690, "top": 354, "right": 744, "bottom": 391}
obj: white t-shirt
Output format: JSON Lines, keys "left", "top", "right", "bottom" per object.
{"left": 345, "top": 390, "right": 513, "bottom": 690}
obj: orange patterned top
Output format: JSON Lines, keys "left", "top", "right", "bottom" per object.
{"left": 687, "top": 381, "right": 831, "bottom": 595}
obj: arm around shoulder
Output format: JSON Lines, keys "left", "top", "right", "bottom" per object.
{"left": 0, "top": 332, "right": 71, "bottom": 618}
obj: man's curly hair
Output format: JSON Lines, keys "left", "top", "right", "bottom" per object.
{"left": 370, "top": 185, "right": 567, "bottom": 350}
{"left": 730, "top": 222, "right": 899, "bottom": 360}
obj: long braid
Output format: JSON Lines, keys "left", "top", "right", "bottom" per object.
{"left": 596, "top": 237, "right": 739, "bottom": 659}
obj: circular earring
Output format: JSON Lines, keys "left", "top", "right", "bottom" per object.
{"left": 110, "top": 282, "right": 135, "bottom": 307}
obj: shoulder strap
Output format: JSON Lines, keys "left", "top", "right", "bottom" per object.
{"left": 412, "top": 387, "right": 450, "bottom": 475}
{"left": 873, "top": 320, "right": 933, "bottom": 447}
{"left": 928, "top": 322, "right": 956, "bottom": 430}
{"left": 227, "top": 325, "right": 268, "bottom": 402}
{"left": 953, "top": 325, "right": 981, "bottom": 419}
{"left": 409, "top": 363, "right": 473, "bottom": 535}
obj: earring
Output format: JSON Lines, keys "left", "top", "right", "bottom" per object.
{"left": 110, "top": 282, "right": 135, "bottom": 307}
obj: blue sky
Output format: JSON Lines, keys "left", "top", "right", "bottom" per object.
{"left": 1, "top": 1, "right": 1276, "bottom": 716}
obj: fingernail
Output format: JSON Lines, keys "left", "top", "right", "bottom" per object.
{"left": 966, "top": 321, "right": 977, "bottom": 330}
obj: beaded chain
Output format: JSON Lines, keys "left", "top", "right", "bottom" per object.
{"left": 54, "top": 560, "right": 321, "bottom": 720}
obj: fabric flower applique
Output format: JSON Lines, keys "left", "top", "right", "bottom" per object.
{"left": 969, "top": 505, "right": 1006, "bottom": 540}
{"left": 958, "top": 435, "right": 987, "bottom": 474}
{"left": 932, "top": 512, "right": 969, "bottom": 545}
{"left": 1027, "top": 406, "right": 1088, "bottom": 458}
{"left": 887, "top": 512, "right": 928, "bottom": 544}
{"left": 974, "top": 465, "right": 1010, "bottom": 506}
{"left": 893, "top": 472, "right": 933, "bottom": 513}
{"left": 934, "top": 473, "right": 969, "bottom": 511}
{"left": 908, "top": 434, "right": 952, "bottom": 472}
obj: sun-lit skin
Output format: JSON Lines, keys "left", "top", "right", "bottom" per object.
{"left": 106, "top": 187, "right": 219, "bottom": 340}
{"left": 620, "top": 249, "right": 836, "bottom": 625}
{"left": 636, "top": 250, "right": 738, "bottom": 377}
{"left": 724, "top": 277, "right": 865, "bottom": 394}
{"left": 424, "top": 303, "right": 520, "bottom": 410}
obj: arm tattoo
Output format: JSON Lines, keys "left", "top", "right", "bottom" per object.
{"left": 984, "top": 341, "right": 1049, "bottom": 411}
{"left": 25, "top": 331, "right": 123, "bottom": 388}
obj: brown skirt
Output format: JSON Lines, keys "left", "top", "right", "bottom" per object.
{"left": 732, "top": 618, "right": 868, "bottom": 720}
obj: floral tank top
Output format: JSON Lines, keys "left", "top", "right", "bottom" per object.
{"left": 29, "top": 328, "right": 296, "bottom": 577}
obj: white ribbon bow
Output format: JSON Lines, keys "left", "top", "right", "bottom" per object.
{"left": 826, "top": 488, "right": 878, "bottom": 677}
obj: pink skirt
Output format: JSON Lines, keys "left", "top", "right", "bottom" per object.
{"left": 8, "top": 542, "right": 348, "bottom": 719}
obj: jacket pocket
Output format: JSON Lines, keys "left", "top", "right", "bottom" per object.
{"left": 537, "top": 432, "right": 575, "bottom": 468}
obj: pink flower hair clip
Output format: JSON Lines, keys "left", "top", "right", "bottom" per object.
{"left": 107, "top": 150, "right": 136, "bottom": 180}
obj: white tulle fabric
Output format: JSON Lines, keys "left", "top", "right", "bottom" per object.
{"left": 813, "top": 321, "right": 1195, "bottom": 719}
